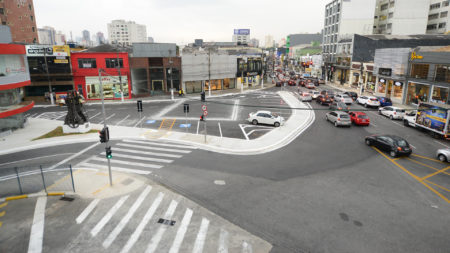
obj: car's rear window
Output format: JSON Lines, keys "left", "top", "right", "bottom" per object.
{"left": 385, "top": 98, "right": 392, "bottom": 102}
{"left": 342, "top": 95, "right": 350, "bottom": 98}
{"left": 358, "top": 115, "right": 369, "bottom": 119}
{"left": 370, "top": 98, "right": 378, "bottom": 101}
{"left": 396, "top": 140, "right": 408, "bottom": 147}
{"left": 340, "top": 114, "right": 349, "bottom": 119}
{"left": 396, "top": 109, "right": 405, "bottom": 112}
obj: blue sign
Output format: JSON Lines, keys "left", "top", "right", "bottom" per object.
{"left": 234, "top": 29, "right": 250, "bottom": 35}
{"left": 146, "top": 120, "right": 156, "bottom": 124}
{"left": 179, "top": 124, "right": 191, "bottom": 128}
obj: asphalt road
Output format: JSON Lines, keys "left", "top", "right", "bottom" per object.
{"left": 2, "top": 85, "right": 450, "bottom": 253}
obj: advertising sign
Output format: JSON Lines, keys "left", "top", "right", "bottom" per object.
{"left": 416, "top": 103, "right": 448, "bottom": 133}
{"left": 234, "top": 29, "right": 250, "bottom": 35}
{"left": 25, "top": 45, "right": 70, "bottom": 57}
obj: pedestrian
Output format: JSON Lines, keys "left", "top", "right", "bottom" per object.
{"left": 179, "top": 89, "right": 182, "bottom": 97}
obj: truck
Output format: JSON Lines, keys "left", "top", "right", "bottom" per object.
{"left": 412, "top": 102, "right": 450, "bottom": 139}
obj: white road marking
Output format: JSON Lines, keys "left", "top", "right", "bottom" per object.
{"left": 168, "top": 208, "right": 193, "bottom": 253}
{"left": 154, "top": 99, "right": 185, "bottom": 118}
{"left": 117, "top": 143, "right": 192, "bottom": 154}
{"left": 217, "top": 229, "right": 229, "bottom": 253}
{"left": 196, "top": 120, "right": 200, "bottom": 135}
{"left": 100, "top": 152, "right": 173, "bottom": 163}
{"left": 145, "top": 200, "right": 179, "bottom": 253}
{"left": 218, "top": 122, "right": 223, "bottom": 138}
{"left": 79, "top": 162, "right": 152, "bottom": 175}
{"left": 27, "top": 196, "right": 47, "bottom": 253}
{"left": 410, "top": 144, "right": 416, "bottom": 149}
{"left": 89, "top": 112, "right": 101, "bottom": 120}
{"left": 76, "top": 199, "right": 100, "bottom": 224}
{"left": 192, "top": 217, "right": 210, "bottom": 253}
{"left": 34, "top": 113, "right": 46, "bottom": 119}
{"left": 231, "top": 100, "right": 240, "bottom": 120}
{"left": 55, "top": 113, "right": 66, "bottom": 120}
{"left": 242, "top": 241, "right": 253, "bottom": 253}
{"left": 90, "top": 157, "right": 163, "bottom": 169}
{"left": 112, "top": 147, "right": 183, "bottom": 158}
{"left": 116, "top": 115, "right": 131, "bottom": 125}
{"left": 133, "top": 116, "right": 146, "bottom": 127}
{"left": 91, "top": 195, "right": 129, "bottom": 237}
{"left": 99, "top": 113, "right": 116, "bottom": 124}
{"left": 30, "top": 113, "right": 39, "bottom": 118}
{"left": 246, "top": 129, "right": 272, "bottom": 136}
{"left": 0, "top": 153, "right": 74, "bottom": 167}
{"left": 103, "top": 186, "right": 152, "bottom": 248}
{"left": 434, "top": 140, "right": 450, "bottom": 148}
{"left": 120, "top": 192, "right": 164, "bottom": 253}
{"left": 239, "top": 124, "right": 250, "bottom": 141}
{"left": 47, "top": 142, "right": 100, "bottom": 171}
{"left": 122, "top": 139, "right": 197, "bottom": 149}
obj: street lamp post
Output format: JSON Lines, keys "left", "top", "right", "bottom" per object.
{"left": 169, "top": 58, "right": 174, "bottom": 100}
{"left": 43, "top": 46, "right": 55, "bottom": 105}
{"left": 116, "top": 50, "right": 124, "bottom": 102}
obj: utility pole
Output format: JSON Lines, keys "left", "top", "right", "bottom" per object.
{"left": 116, "top": 49, "right": 124, "bottom": 102}
{"left": 98, "top": 69, "right": 113, "bottom": 186}
{"left": 208, "top": 48, "right": 211, "bottom": 97}
{"left": 169, "top": 58, "right": 174, "bottom": 100}
{"left": 43, "top": 46, "right": 54, "bottom": 105}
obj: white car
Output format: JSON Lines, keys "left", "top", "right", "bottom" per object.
{"left": 403, "top": 110, "right": 417, "bottom": 127}
{"left": 378, "top": 106, "right": 406, "bottom": 120}
{"left": 357, "top": 96, "right": 380, "bottom": 108}
{"left": 309, "top": 90, "right": 320, "bottom": 99}
{"left": 334, "top": 94, "right": 353, "bottom": 105}
{"left": 299, "top": 92, "right": 312, "bottom": 102}
{"left": 248, "top": 110, "right": 284, "bottom": 127}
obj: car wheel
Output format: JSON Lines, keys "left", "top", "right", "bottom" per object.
{"left": 252, "top": 119, "right": 258, "bottom": 125}
{"left": 274, "top": 122, "right": 280, "bottom": 127}
{"left": 389, "top": 115, "right": 394, "bottom": 120}
{"left": 390, "top": 150, "right": 397, "bottom": 158}
{"left": 438, "top": 154, "right": 447, "bottom": 162}
{"left": 364, "top": 103, "right": 368, "bottom": 108}
{"left": 365, "top": 139, "right": 372, "bottom": 146}
{"left": 334, "top": 121, "right": 338, "bottom": 127}
{"left": 378, "top": 110, "right": 382, "bottom": 115}
{"left": 403, "top": 120, "right": 409, "bottom": 126}
{"left": 326, "top": 115, "right": 329, "bottom": 121}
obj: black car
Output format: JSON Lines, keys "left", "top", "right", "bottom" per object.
{"left": 344, "top": 91, "right": 358, "bottom": 101}
{"left": 329, "top": 101, "right": 349, "bottom": 112}
{"left": 316, "top": 94, "right": 332, "bottom": 105}
{"left": 365, "top": 134, "right": 412, "bottom": 157}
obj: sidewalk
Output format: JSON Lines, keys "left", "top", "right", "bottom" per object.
{"left": 0, "top": 90, "right": 314, "bottom": 156}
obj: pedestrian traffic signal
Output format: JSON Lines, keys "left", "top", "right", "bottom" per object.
{"left": 137, "top": 100, "right": 143, "bottom": 112}
{"left": 106, "top": 146, "right": 112, "bottom": 159}
{"left": 99, "top": 127, "right": 109, "bottom": 143}
{"left": 184, "top": 103, "right": 189, "bottom": 113}
{"left": 201, "top": 92, "right": 205, "bottom": 102}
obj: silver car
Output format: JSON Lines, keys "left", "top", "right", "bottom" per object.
{"left": 325, "top": 111, "right": 352, "bottom": 127}
{"left": 335, "top": 94, "right": 354, "bottom": 105}
{"left": 299, "top": 92, "right": 312, "bottom": 102}
{"left": 309, "top": 90, "right": 320, "bottom": 99}
{"left": 436, "top": 148, "right": 450, "bottom": 162}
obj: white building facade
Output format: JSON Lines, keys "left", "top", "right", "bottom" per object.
{"left": 232, "top": 29, "right": 250, "bottom": 45}
{"left": 427, "top": 0, "right": 450, "bottom": 34}
{"left": 108, "top": 20, "right": 147, "bottom": 46}
{"left": 265, "top": 35, "right": 274, "bottom": 48}
{"left": 38, "top": 26, "right": 56, "bottom": 45}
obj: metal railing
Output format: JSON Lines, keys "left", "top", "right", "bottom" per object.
{"left": 0, "top": 164, "right": 75, "bottom": 198}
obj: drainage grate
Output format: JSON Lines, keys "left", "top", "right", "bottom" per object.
{"left": 157, "top": 218, "right": 176, "bottom": 226}
{"left": 60, "top": 196, "right": 75, "bottom": 202}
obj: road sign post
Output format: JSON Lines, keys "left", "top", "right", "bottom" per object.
{"left": 201, "top": 104, "right": 207, "bottom": 143}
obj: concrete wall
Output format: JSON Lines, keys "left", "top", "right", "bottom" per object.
{"left": 132, "top": 43, "right": 177, "bottom": 57}
{"left": 374, "top": 48, "right": 410, "bottom": 79}
{"left": 182, "top": 54, "right": 237, "bottom": 82}
{"left": 0, "top": 26, "right": 12, "bottom": 43}
{"left": 339, "top": 0, "right": 377, "bottom": 37}
{"left": 391, "top": 0, "right": 429, "bottom": 35}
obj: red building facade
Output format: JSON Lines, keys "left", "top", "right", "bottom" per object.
{"left": 0, "top": 0, "right": 39, "bottom": 43}
{"left": 71, "top": 51, "right": 132, "bottom": 100}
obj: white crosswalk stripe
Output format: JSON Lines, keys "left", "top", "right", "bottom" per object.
{"left": 168, "top": 208, "right": 193, "bottom": 253}
{"left": 145, "top": 200, "right": 179, "bottom": 253}
{"left": 34, "top": 111, "right": 66, "bottom": 120}
{"left": 123, "top": 139, "right": 197, "bottom": 149}
{"left": 90, "top": 157, "right": 163, "bottom": 169}
{"left": 218, "top": 229, "right": 229, "bottom": 253}
{"left": 90, "top": 195, "right": 129, "bottom": 237}
{"left": 76, "top": 199, "right": 100, "bottom": 224}
{"left": 100, "top": 152, "right": 174, "bottom": 163}
{"left": 78, "top": 162, "right": 153, "bottom": 174}
{"left": 117, "top": 143, "right": 192, "bottom": 154}
{"left": 192, "top": 218, "right": 210, "bottom": 253}
{"left": 112, "top": 147, "right": 183, "bottom": 158}
{"left": 242, "top": 241, "right": 253, "bottom": 253}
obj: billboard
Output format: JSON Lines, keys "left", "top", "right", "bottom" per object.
{"left": 25, "top": 45, "right": 70, "bottom": 57}
{"left": 234, "top": 29, "right": 250, "bottom": 35}
{"left": 416, "top": 103, "right": 448, "bottom": 133}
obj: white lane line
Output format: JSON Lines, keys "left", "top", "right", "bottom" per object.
{"left": 218, "top": 122, "right": 223, "bottom": 138}
{"left": 34, "top": 113, "right": 46, "bottom": 119}
{"left": 434, "top": 140, "right": 450, "bottom": 148}
{"left": 192, "top": 218, "right": 210, "bottom": 253}
{"left": 154, "top": 99, "right": 184, "bottom": 118}
{"left": 100, "top": 152, "right": 173, "bottom": 163}
{"left": 410, "top": 144, "right": 416, "bottom": 149}
{"left": 103, "top": 186, "right": 152, "bottom": 249}
{"left": 55, "top": 114, "right": 66, "bottom": 120}
{"left": 76, "top": 199, "right": 100, "bottom": 224}
{"left": 90, "top": 157, "right": 163, "bottom": 169}
{"left": 112, "top": 147, "right": 183, "bottom": 158}
{"left": 196, "top": 120, "right": 200, "bottom": 135}
{"left": 99, "top": 113, "right": 116, "bottom": 124}
{"left": 117, "top": 143, "right": 192, "bottom": 154}
{"left": 133, "top": 116, "right": 146, "bottom": 127}
{"left": 123, "top": 139, "right": 197, "bottom": 149}
{"left": 27, "top": 196, "right": 47, "bottom": 253}
{"left": 30, "top": 113, "right": 39, "bottom": 118}
{"left": 116, "top": 115, "right": 131, "bottom": 126}
{"left": 120, "top": 192, "right": 164, "bottom": 253}
{"left": 145, "top": 200, "right": 179, "bottom": 253}
{"left": 91, "top": 195, "right": 129, "bottom": 237}
{"left": 89, "top": 112, "right": 101, "bottom": 120}
{"left": 242, "top": 241, "right": 253, "bottom": 253}
{"left": 246, "top": 129, "right": 272, "bottom": 136}
{"left": 0, "top": 153, "right": 74, "bottom": 167}
{"left": 168, "top": 208, "right": 193, "bottom": 253}
{"left": 79, "top": 162, "right": 152, "bottom": 175}
{"left": 231, "top": 100, "right": 240, "bottom": 120}
{"left": 239, "top": 124, "right": 250, "bottom": 141}
{"left": 217, "top": 229, "right": 229, "bottom": 253}
{"left": 47, "top": 142, "right": 100, "bottom": 171}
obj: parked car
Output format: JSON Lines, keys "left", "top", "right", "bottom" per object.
{"left": 436, "top": 148, "right": 450, "bottom": 162}
{"left": 334, "top": 94, "right": 353, "bottom": 105}
{"left": 365, "top": 134, "right": 412, "bottom": 157}
{"left": 325, "top": 111, "right": 352, "bottom": 127}
{"left": 247, "top": 110, "right": 284, "bottom": 127}
{"left": 349, "top": 112, "right": 370, "bottom": 126}
{"left": 356, "top": 96, "right": 380, "bottom": 108}
{"left": 403, "top": 110, "right": 417, "bottom": 127}
{"left": 316, "top": 94, "right": 332, "bottom": 105}
{"left": 299, "top": 92, "right": 312, "bottom": 102}
{"left": 329, "top": 101, "right": 349, "bottom": 112}
{"left": 306, "top": 82, "right": 315, "bottom": 89}
{"left": 309, "top": 90, "right": 320, "bottom": 99}
{"left": 344, "top": 91, "right": 358, "bottom": 101}
{"left": 378, "top": 106, "right": 406, "bottom": 120}
{"left": 376, "top": 96, "right": 393, "bottom": 107}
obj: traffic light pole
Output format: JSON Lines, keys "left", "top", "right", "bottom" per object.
{"left": 99, "top": 69, "right": 113, "bottom": 186}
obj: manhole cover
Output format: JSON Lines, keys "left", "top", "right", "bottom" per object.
{"left": 60, "top": 196, "right": 74, "bottom": 202}
{"left": 157, "top": 218, "right": 176, "bottom": 226}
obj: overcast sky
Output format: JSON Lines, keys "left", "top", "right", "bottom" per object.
{"left": 34, "top": 0, "right": 329, "bottom": 46}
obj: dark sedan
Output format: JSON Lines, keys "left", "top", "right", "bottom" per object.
{"left": 329, "top": 101, "right": 349, "bottom": 112}
{"left": 344, "top": 91, "right": 358, "bottom": 101}
{"left": 316, "top": 95, "right": 332, "bottom": 105}
{"left": 365, "top": 134, "right": 412, "bottom": 157}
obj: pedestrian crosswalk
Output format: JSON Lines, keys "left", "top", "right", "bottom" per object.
{"left": 27, "top": 111, "right": 66, "bottom": 120}
{"left": 75, "top": 139, "right": 196, "bottom": 175}
{"left": 74, "top": 185, "right": 258, "bottom": 253}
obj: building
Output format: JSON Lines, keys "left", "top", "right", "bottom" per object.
{"left": 38, "top": 26, "right": 56, "bottom": 45}
{"left": 82, "top": 30, "right": 91, "bottom": 46}
{"left": 249, "top": 38, "right": 259, "bottom": 48}
{"left": 287, "top": 33, "right": 323, "bottom": 59}
{"left": 55, "top": 31, "right": 66, "bottom": 45}
{"left": 71, "top": 44, "right": 132, "bottom": 100}
{"left": 147, "top": 37, "right": 154, "bottom": 43}
{"left": 232, "top": 29, "right": 250, "bottom": 45}
{"left": 95, "top": 32, "right": 105, "bottom": 45}
{"left": 24, "top": 45, "right": 73, "bottom": 102}
{"left": 107, "top": 20, "right": 147, "bottom": 46}
{"left": 374, "top": 46, "right": 450, "bottom": 105}
{"left": 0, "top": 0, "right": 38, "bottom": 43}
{"left": 264, "top": 35, "right": 274, "bottom": 48}
{"left": 427, "top": 0, "right": 450, "bottom": 34}
{"left": 0, "top": 26, "right": 33, "bottom": 132}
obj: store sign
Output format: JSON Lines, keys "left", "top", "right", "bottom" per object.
{"left": 25, "top": 45, "right": 70, "bottom": 57}
{"left": 379, "top": 78, "right": 386, "bottom": 83}
{"left": 351, "top": 64, "right": 361, "bottom": 70}
{"left": 234, "top": 29, "right": 250, "bottom": 35}
{"left": 411, "top": 51, "right": 423, "bottom": 61}
{"left": 54, "top": 59, "right": 69, "bottom": 64}
{"left": 366, "top": 65, "right": 374, "bottom": 71}
{"left": 378, "top": 68, "right": 392, "bottom": 76}
{"left": 85, "top": 76, "right": 128, "bottom": 84}
{"left": 394, "top": 81, "right": 403, "bottom": 86}
{"left": 247, "top": 72, "right": 259, "bottom": 76}
{"left": 353, "top": 73, "right": 360, "bottom": 76}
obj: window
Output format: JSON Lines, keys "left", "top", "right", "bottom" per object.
{"left": 411, "top": 64, "right": 430, "bottom": 79}
{"left": 389, "top": 0, "right": 395, "bottom": 8}
{"left": 443, "top": 0, "right": 449, "bottom": 7}
{"left": 430, "top": 3, "right": 441, "bottom": 10}
{"left": 435, "top": 65, "right": 450, "bottom": 82}
{"left": 429, "top": 13, "right": 439, "bottom": 20}
{"left": 29, "top": 4, "right": 32, "bottom": 10}
{"left": 336, "top": 14, "right": 339, "bottom": 22}
{"left": 78, "top": 58, "right": 97, "bottom": 68}
{"left": 427, "top": 24, "right": 438, "bottom": 30}
{"left": 439, "top": 22, "right": 446, "bottom": 28}
{"left": 388, "top": 12, "right": 393, "bottom": 18}
{"left": 30, "top": 15, "right": 33, "bottom": 21}
{"left": 441, "top": 11, "right": 448, "bottom": 18}
{"left": 381, "top": 4, "right": 389, "bottom": 11}
{"left": 32, "top": 27, "right": 35, "bottom": 32}
{"left": 105, "top": 58, "right": 124, "bottom": 68}
{"left": 387, "top": 23, "right": 392, "bottom": 29}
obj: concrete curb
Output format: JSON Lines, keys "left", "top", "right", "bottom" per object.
{"left": 0, "top": 191, "right": 73, "bottom": 203}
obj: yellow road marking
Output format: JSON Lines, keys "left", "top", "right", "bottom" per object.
{"left": 0, "top": 211, "right": 5, "bottom": 217}
{"left": 420, "top": 166, "right": 450, "bottom": 181}
{"left": 159, "top": 119, "right": 166, "bottom": 129}
{"left": 372, "top": 147, "right": 450, "bottom": 203}
{"left": 92, "top": 177, "right": 124, "bottom": 195}
{"left": 411, "top": 154, "right": 446, "bottom": 164}
{"left": 0, "top": 202, "right": 7, "bottom": 209}
{"left": 5, "top": 195, "right": 27, "bottom": 201}
{"left": 406, "top": 158, "right": 450, "bottom": 176}
{"left": 169, "top": 119, "right": 176, "bottom": 130}
{"left": 46, "top": 170, "right": 80, "bottom": 191}
{"left": 425, "top": 180, "right": 450, "bottom": 193}
{"left": 0, "top": 221, "right": 2, "bottom": 228}
{"left": 47, "top": 192, "right": 64, "bottom": 196}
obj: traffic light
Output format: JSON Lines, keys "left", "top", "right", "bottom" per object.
{"left": 201, "top": 92, "right": 205, "bottom": 102}
{"left": 106, "top": 146, "right": 112, "bottom": 159}
{"left": 200, "top": 115, "right": 204, "bottom": 121}
{"left": 99, "top": 127, "right": 109, "bottom": 143}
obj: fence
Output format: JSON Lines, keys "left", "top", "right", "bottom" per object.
{"left": 0, "top": 164, "right": 75, "bottom": 198}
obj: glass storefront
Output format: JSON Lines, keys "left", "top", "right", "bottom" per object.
{"left": 431, "top": 86, "right": 449, "bottom": 104}
{"left": 406, "top": 82, "right": 431, "bottom": 105}
{"left": 205, "top": 79, "right": 222, "bottom": 91}
{"left": 223, "top": 78, "right": 235, "bottom": 89}
{"left": 85, "top": 76, "right": 129, "bottom": 99}
{"left": 185, "top": 81, "right": 202, "bottom": 94}
{"left": 393, "top": 81, "right": 403, "bottom": 98}
{"left": 377, "top": 80, "right": 386, "bottom": 93}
